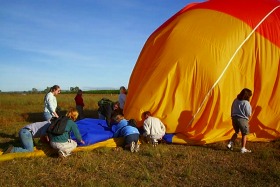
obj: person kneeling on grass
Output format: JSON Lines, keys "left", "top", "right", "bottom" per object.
{"left": 142, "top": 111, "right": 166, "bottom": 147}
{"left": 48, "top": 108, "right": 85, "bottom": 158}
{"left": 112, "top": 114, "right": 140, "bottom": 153}
{"left": 3, "top": 121, "right": 51, "bottom": 154}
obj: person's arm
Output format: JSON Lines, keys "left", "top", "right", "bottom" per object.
{"left": 70, "top": 121, "right": 84, "bottom": 144}
{"left": 104, "top": 104, "right": 113, "bottom": 127}
{"left": 245, "top": 101, "right": 252, "bottom": 118}
{"left": 160, "top": 121, "right": 166, "bottom": 132}
{"left": 143, "top": 120, "right": 150, "bottom": 136}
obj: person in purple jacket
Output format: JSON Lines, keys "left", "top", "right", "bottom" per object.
{"left": 112, "top": 114, "right": 140, "bottom": 153}
{"left": 3, "top": 121, "right": 51, "bottom": 154}
{"left": 227, "top": 88, "right": 253, "bottom": 153}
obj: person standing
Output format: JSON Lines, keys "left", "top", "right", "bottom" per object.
{"left": 43, "top": 85, "right": 61, "bottom": 121}
{"left": 74, "top": 89, "right": 85, "bottom": 120}
{"left": 227, "top": 88, "right": 253, "bottom": 153}
{"left": 118, "top": 86, "right": 127, "bottom": 114}
{"left": 3, "top": 121, "right": 50, "bottom": 154}
{"left": 49, "top": 108, "right": 85, "bottom": 158}
{"left": 142, "top": 111, "right": 166, "bottom": 146}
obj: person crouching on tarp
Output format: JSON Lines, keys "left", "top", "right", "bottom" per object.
{"left": 49, "top": 108, "right": 85, "bottom": 158}
{"left": 112, "top": 114, "right": 140, "bottom": 153}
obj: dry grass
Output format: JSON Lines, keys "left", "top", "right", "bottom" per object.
{"left": 0, "top": 93, "right": 279, "bottom": 187}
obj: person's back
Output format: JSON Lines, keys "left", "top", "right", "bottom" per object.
{"left": 231, "top": 98, "right": 252, "bottom": 120}
{"left": 142, "top": 111, "right": 166, "bottom": 146}
{"left": 112, "top": 115, "right": 140, "bottom": 152}
{"left": 49, "top": 108, "right": 85, "bottom": 158}
{"left": 144, "top": 116, "right": 166, "bottom": 138}
{"left": 49, "top": 119, "right": 82, "bottom": 143}
{"left": 113, "top": 119, "right": 139, "bottom": 138}
{"left": 98, "top": 100, "right": 122, "bottom": 127}
{"left": 25, "top": 121, "right": 50, "bottom": 138}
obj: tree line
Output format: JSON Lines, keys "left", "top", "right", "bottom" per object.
{"left": 1, "top": 87, "right": 119, "bottom": 94}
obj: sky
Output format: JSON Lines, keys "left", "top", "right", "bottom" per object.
{"left": 0, "top": 0, "right": 204, "bottom": 92}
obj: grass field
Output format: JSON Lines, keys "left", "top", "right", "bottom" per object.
{"left": 0, "top": 93, "right": 279, "bottom": 187}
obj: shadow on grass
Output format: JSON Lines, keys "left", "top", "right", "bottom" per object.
{"left": 23, "top": 109, "right": 99, "bottom": 123}
{"left": 0, "top": 132, "right": 16, "bottom": 139}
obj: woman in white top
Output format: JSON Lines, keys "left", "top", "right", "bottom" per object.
{"left": 43, "top": 85, "right": 61, "bottom": 121}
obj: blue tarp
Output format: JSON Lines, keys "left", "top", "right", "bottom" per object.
{"left": 71, "top": 118, "right": 172, "bottom": 146}
{"left": 71, "top": 118, "right": 114, "bottom": 146}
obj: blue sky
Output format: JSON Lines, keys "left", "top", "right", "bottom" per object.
{"left": 0, "top": 0, "right": 203, "bottom": 92}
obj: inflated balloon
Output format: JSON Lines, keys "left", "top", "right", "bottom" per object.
{"left": 124, "top": 0, "right": 280, "bottom": 144}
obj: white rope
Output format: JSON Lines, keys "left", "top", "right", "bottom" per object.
{"left": 187, "top": 5, "right": 280, "bottom": 127}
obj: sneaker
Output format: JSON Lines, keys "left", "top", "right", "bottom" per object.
{"left": 58, "top": 150, "right": 66, "bottom": 158}
{"left": 227, "top": 142, "right": 233, "bottom": 151}
{"left": 152, "top": 139, "right": 158, "bottom": 147}
{"left": 134, "top": 143, "right": 140, "bottom": 153}
{"left": 152, "top": 142, "right": 158, "bottom": 147}
{"left": 3, "top": 145, "right": 14, "bottom": 154}
{"left": 241, "top": 148, "right": 251, "bottom": 153}
{"left": 130, "top": 141, "right": 136, "bottom": 153}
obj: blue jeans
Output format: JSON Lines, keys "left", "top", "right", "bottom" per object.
{"left": 124, "top": 133, "right": 139, "bottom": 146}
{"left": 12, "top": 128, "right": 34, "bottom": 153}
{"left": 98, "top": 112, "right": 106, "bottom": 120}
{"left": 43, "top": 112, "right": 52, "bottom": 121}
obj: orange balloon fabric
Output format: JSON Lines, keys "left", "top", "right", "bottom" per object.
{"left": 124, "top": 0, "right": 280, "bottom": 144}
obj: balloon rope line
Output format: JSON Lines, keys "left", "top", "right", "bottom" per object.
{"left": 187, "top": 5, "right": 280, "bottom": 127}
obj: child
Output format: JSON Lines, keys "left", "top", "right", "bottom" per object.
{"left": 227, "top": 88, "right": 252, "bottom": 153}
{"left": 112, "top": 114, "right": 140, "bottom": 152}
{"left": 49, "top": 108, "right": 85, "bottom": 158}
{"left": 142, "top": 111, "right": 166, "bottom": 146}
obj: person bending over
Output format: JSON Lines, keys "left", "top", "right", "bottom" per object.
{"left": 49, "top": 108, "right": 85, "bottom": 158}
{"left": 142, "top": 111, "right": 166, "bottom": 147}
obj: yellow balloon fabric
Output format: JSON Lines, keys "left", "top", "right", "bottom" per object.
{"left": 124, "top": 0, "right": 280, "bottom": 144}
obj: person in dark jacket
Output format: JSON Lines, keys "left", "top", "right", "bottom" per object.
{"left": 98, "top": 101, "right": 122, "bottom": 127}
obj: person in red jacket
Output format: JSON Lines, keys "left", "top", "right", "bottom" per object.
{"left": 74, "top": 89, "right": 85, "bottom": 120}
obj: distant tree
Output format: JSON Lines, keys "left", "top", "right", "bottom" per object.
{"left": 70, "top": 86, "right": 79, "bottom": 92}
{"left": 74, "top": 86, "right": 79, "bottom": 92}
{"left": 44, "top": 87, "right": 51, "bottom": 93}
{"left": 32, "top": 88, "right": 38, "bottom": 93}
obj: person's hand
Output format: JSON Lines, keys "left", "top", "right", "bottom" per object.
{"left": 80, "top": 140, "right": 85, "bottom": 144}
